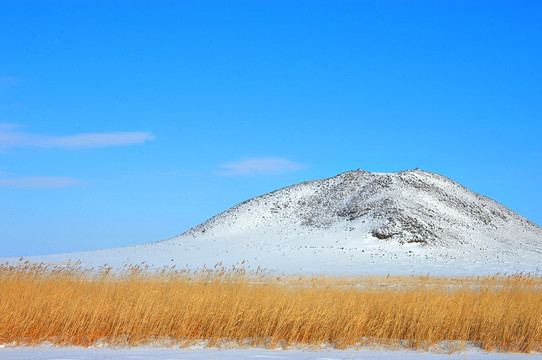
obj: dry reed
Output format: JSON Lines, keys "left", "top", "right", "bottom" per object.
{"left": 1, "top": 261, "right": 541, "bottom": 352}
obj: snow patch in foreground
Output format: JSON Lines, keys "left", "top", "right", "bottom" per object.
{"left": 0, "top": 345, "right": 540, "bottom": 360}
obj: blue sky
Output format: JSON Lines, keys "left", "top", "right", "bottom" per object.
{"left": 1, "top": 1, "right": 541, "bottom": 257}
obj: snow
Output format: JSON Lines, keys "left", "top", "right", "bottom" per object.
{"left": 6, "top": 169, "right": 540, "bottom": 276}
{"left": 0, "top": 346, "right": 540, "bottom": 360}
{"left": 2, "top": 170, "right": 542, "bottom": 359}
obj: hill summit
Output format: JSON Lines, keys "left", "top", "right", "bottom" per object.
{"left": 179, "top": 169, "right": 541, "bottom": 250}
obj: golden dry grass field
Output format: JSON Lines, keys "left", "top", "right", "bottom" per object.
{"left": 1, "top": 262, "right": 541, "bottom": 352}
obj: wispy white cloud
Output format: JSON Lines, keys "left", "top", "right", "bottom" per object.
{"left": 0, "top": 176, "right": 83, "bottom": 188}
{"left": 0, "top": 127, "right": 155, "bottom": 149}
{"left": 0, "top": 123, "right": 24, "bottom": 131}
{"left": 217, "top": 157, "right": 307, "bottom": 176}
{"left": 0, "top": 76, "right": 21, "bottom": 86}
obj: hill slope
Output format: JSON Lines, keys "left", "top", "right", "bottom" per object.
{"left": 9, "top": 169, "right": 542, "bottom": 275}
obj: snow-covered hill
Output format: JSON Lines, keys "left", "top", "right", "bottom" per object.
{"left": 8, "top": 169, "right": 542, "bottom": 275}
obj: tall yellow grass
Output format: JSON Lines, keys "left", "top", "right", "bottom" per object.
{"left": 1, "top": 262, "right": 541, "bottom": 352}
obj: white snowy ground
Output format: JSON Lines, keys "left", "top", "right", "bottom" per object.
{"left": 8, "top": 170, "right": 541, "bottom": 276}
{"left": 1, "top": 346, "right": 540, "bottom": 360}
{"left": 4, "top": 171, "right": 542, "bottom": 358}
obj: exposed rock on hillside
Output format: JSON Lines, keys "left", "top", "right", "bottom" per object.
{"left": 178, "top": 169, "right": 542, "bottom": 252}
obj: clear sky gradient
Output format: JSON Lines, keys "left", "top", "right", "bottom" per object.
{"left": 1, "top": 1, "right": 541, "bottom": 257}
